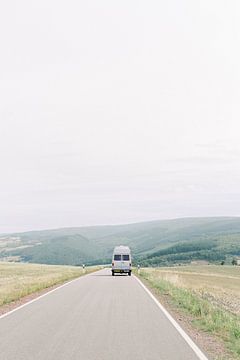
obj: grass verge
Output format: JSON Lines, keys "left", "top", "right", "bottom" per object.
{"left": 137, "top": 268, "right": 240, "bottom": 359}
{"left": 0, "top": 262, "right": 100, "bottom": 307}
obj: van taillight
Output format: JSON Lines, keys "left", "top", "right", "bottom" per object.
{"left": 112, "top": 262, "right": 114, "bottom": 266}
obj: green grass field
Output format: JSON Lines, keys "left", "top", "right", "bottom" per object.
{"left": 138, "top": 265, "right": 240, "bottom": 359}
{"left": 0, "top": 262, "right": 99, "bottom": 307}
{"left": 142, "top": 265, "right": 240, "bottom": 315}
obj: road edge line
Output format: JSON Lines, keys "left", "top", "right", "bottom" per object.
{"left": 0, "top": 270, "right": 99, "bottom": 321}
{"left": 134, "top": 275, "right": 209, "bottom": 360}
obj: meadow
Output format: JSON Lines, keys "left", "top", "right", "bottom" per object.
{"left": 142, "top": 265, "right": 240, "bottom": 315}
{"left": 0, "top": 262, "right": 98, "bottom": 307}
{"left": 138, "top": 265, "right": 240, "bottom": 359}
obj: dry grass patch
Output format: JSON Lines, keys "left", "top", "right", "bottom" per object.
{"left": 138, "top": 266, "right": 240, "bottom": 359}
{"left": 150, "top": 265, "right": 240, "bottom": 316}
{"left": 0, "top": 262, "right": 99, "bottom": 306}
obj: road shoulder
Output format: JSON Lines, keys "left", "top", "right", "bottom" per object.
{"left": 135, "top": 273, "right": 234, "bottom": 360}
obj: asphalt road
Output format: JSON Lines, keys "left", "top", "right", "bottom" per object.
{"left": 0, "top": 269, "right": 207, "bottom": 360}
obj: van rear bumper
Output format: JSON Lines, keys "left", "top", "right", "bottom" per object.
{"left": 112, "top": 269, "right": 131, "bottom": 273}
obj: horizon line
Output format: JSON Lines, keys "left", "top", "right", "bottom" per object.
{"left": 1, "top": 215, "right": 240, "bottom": 235}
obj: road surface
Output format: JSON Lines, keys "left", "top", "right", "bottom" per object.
{"left": 0, "top": 268, "right": 207, "bottom": 360}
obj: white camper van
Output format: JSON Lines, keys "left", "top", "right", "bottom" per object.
{"left": 112, "top": 246, "right": 131, "bottom": 276}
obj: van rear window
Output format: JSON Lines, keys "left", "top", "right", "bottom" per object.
{"left": 122, "top": 255, "right": 129, "bottom": 261}
{"left": 114, "top": 254, "right": 121, "bottom": 261}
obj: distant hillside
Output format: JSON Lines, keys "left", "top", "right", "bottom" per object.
{"left": 0, "top": 217, "right": 240, "bottom": 266}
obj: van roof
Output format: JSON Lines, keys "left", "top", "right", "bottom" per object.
{"left": 113, "top": 245, "right": 131, "bottom": 254}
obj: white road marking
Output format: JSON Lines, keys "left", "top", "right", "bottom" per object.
{"left": 134, "top": 275, "right": 209, "bottom": 360}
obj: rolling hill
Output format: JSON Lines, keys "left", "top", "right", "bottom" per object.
{"left": 1, "top": 217, "right": 240, "bottom": 266}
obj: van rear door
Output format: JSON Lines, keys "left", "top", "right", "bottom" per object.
{"left": 113, "top": 254, "right": 122, "bottom": 271}
{"left": 121, "top": 254, "right": 130, "bottom": 270}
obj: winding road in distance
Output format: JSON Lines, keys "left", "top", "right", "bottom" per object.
{"left": 0, "top": 268, "right": 208, "bottom": 360}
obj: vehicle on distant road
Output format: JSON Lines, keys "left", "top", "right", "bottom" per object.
{"left": 112, "top": 246, "right": 131, "bottom": 276}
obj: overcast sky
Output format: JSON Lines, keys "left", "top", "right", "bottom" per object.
{"left": 1, "top": 0, "right": 240, "bottom": 233}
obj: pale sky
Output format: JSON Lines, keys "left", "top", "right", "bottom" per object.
{"left": 1, "top": 0, "right": 240, "bottom": 233}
